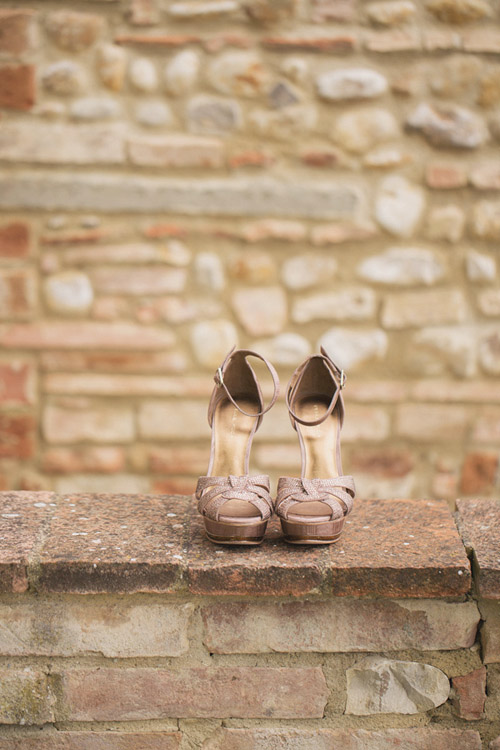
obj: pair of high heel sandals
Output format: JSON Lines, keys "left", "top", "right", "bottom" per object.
{"left": 195, "top": 347, "right": 355, "bottom": 546}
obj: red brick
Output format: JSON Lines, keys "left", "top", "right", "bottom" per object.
{"left": 0, "top": 735, "right": 181, "bottom": 750}
{"left": 0, "top": 361, "right": 34, "bottom": 405}
{"left": 0, "top": 222, "right": 30, "bottom": 258}
{"left": 0, "top": 414, "right": 35, "bottom": 458}
{"left": 0, "top": 269, "right": 36, "bottom": 319}
{"left": 0, "top": 9, "right": 35, "bottom": 56}
{"left": 461, "top": 453, "right": 499, "bottom": 494}
{"left": 228, "top": 149, "right": 275, "bottom": 169}
{"left": 452, "top": 667, "right": 486, "bottom": 720}
{"left": 204, "top": 728, "right": 482, "bottom": 749}
{"left": 143, "top": 446, "right": 208, "bottom": 474}
{"left": 481, "top": 600, "right": 500, "bottom": 663}
{"left": 152, "top": 477, "right": 195, "bottom": 494}
{"left": 261, "top": 35, "right": 356, "bottom": 53}
{"left": 0, "top": 322, "right": 175, "bottom": 350}
{"left": 202, "top": 599, "right": 479, "bottom": 654}
{"left": 350, "top": 448, "right": 415, "bottom": 478}
{"left": 301, "top": 149, "right": 342, "bottom": 167}
{"left": 426, "top": 163, "right": 468, "bottom": 189}
{"left": 59, "top": 667, "right": 328, "bottom": 720}
{"left": 41, "top": 446, "right": 125, "bottom": 474}
{"left": 457, "top": 499, "right": 500, "bottom": 599}
{"left": 0, "top": 64, "right": 35, "bottom": 110}
{"left": 143, "top": 222, "right": 187, "bottom": 239}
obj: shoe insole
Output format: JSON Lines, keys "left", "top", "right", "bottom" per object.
{"left": 210, "top": 398, "right": 262, "bottom": 520}
{"left": 288, "top": 396, "right": 340, "bottom": 521}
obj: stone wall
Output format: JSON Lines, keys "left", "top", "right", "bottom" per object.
{"left": 0, "top": 0, "right": 499, "bottom": 499}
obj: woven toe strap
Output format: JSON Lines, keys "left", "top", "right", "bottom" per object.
{"left": 276, "top": 476, "right": 355, "bottom": 521}
{"left": 196, "top": 475, "right": 273, "bottom": 521}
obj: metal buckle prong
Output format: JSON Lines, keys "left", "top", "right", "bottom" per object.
{"left": 214, "top": 367, "right": 224, "bottom": 387}
{"left": 340, "top": 370, "right": 346, "bottom": 389}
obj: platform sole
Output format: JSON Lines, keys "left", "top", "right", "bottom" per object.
{"left": 280, "top": 516, "right": 344, "bottom": 545}
{"left": 203, "top": 516, "right": 268, "bottom": 545}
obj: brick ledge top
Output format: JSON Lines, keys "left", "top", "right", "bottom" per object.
{"left": 0, "top": 492, "right": 479, "bottom": 598}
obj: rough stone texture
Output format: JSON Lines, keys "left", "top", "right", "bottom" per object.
{"left": 358, "top": 247, "right": 444, "bottom": 286}
{"left": 45, "top": 11, "right": 104, "bottom": 51}
{"left": 127, "top": 134, "right": 224, "bottom": 168}
{"left": 345, "top": 657, "right": 450, "bottom": 715}
{"left": 406, "top": 102, "right": 488, "bottom": 149}
{"left": 319, "top": 327, "right": 388, "bottom": 370}
{"left": 375, "top": 175, "right": 425, "bottom": 237}
{"left": 451, "top": 667, "right": 486, "bottom": 720}
{"left": 0, "top": 174, "right": 362, "bottom": 219}
{"left": 0, "top": 123, "right": 125, "bottom": 165}
{"left": 457, "top": 499, "right": 500, "bottom": 599}
{"left": 292, "top": 287, "right": 376, "bottom": 323}
{"left": 317, "top": 68, "right": 388, "bottom": 100}
{"left": 232, "top": 286, "right": 287, "bottom": 335}
{"left": 42, "top": 61, "right": 86, "bottom": 96}
{"left": 43, "top": 272, "right": 94, "bottom": 315}
{"left": 332, "top": 108, "right": 399, "bottom": 154}
{"left": 382, "top": 289, "right": 467, "bottom": 329}
{"left": 60, "top": 666, "right": 328, "bottom": 719}
{"left": 202, "top": 599, "right": 479, "bottom": 653}
{"left": 203, "top": 728, "right": 482, "bottom": 750}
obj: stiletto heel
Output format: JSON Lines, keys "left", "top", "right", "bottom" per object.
{"left": 195, "top": 348, "right": 279, "bottom": 545}
{"left": 276, "top": 347, "right": 355, "bottom": 545}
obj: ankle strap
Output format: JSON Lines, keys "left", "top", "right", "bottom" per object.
{"left": 286, "top": 346, "right": 345, "bottom": 428}
{"left": 211, "top": 347, "right": 280, "bottom": 420}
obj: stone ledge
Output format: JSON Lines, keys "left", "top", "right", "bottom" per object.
{"left": 457, "top": 498, "right": 500, "bottom": 599}
{"left": 0, "top": 492, "right": 471, "bottom": 597}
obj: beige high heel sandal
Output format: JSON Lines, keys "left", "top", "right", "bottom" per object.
{"left": 276, "top": 347, "right": 355, "bottom": 545}
{"left": 195, "top": 348, "right": 280, "bottom": 545}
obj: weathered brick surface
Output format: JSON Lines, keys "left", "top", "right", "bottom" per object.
{"left": 0, "top": 735, "right": 181, "bottom": 750}
{"left": 457, "top": 499, "right": 500, "bottom": 599}
{"left": 0, "top": 222, "right": 30, "bottom": 258}
{"left": 0, "top": 64, "right": 35, "bottom": 109}
{"left": 481, "top": 600, "right": 500, "bottom": 663}
{"left": 0, "top": 599, "right": 193, "bottom": 657}
{"left": 202, "top": 599, "right": 479, "bottom": 653}
{"left": 451, "top": 667, "right": 486, "bottom": 720}
{"left": 59, "top": 667, "right": 328, "bottom": 719}
{"left": 202, "top": 728, "right": 482, "bottom": 749}
{"left": 0, "top": 361, "right": 35, "bottom": 405}
{"left": 0, "top": 10, "right": 35, "bottom": 56}
{"left": 0, "top": 669, "right": 54, "bottom": 724}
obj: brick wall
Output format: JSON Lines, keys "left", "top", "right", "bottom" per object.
{"left": 0, "top": 0, "right": 499, "bottom": 499}
{"left": 0, "top": 491, "right": 498, "bottom": 747}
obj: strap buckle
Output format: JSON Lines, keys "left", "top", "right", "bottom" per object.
{"left": 214, "top": 367, "right": 224, "bottom": 388}
{"left": 339, "top": 370, "right": 346, "bottom": 389}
